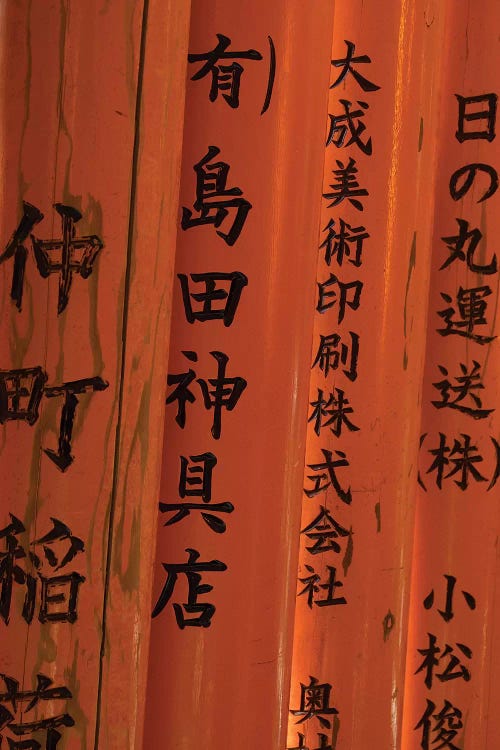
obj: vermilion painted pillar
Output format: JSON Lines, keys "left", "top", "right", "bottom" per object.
{"left": 401, "top": 3, "right": 500, "bottom": 749}
{"left": 287, "top": 2, "right": 444, "bottom": 748}
{"left": 0, "top": 3, "right": 190, "bottom": 749}
{"left": 144, "top": 2, "right": 335, "bottom": 748}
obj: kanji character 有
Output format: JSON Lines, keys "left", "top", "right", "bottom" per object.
{"left": 152, "top": 548, "right": 227, "bottom": 629}
{"left": 188, "top": 33, "right": 275, "bottom": 113}
{"left": 181, "top": 146, "right": 252, "bottom": 245}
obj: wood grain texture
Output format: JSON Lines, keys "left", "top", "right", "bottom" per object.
{"left": 0, "top": 2, "right": 190, "bottom": 748}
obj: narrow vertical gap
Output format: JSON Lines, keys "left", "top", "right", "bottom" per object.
{"left": 93, "top": 0, "right": 150, "bottom": 747}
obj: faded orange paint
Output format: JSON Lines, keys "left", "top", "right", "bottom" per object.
{"left": 0, "top": 2, "right": 190, "bottom": 749}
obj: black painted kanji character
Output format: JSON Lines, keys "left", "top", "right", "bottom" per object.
{"left": 197, "top": 351, "right": 247, "bottom": 439}
{"left": 0, "top": 367, "right": 47, "bottom": 425}
{"left": 304, "top": 449, "right": 352, "bottom": 504}
{"left": 330, "top": 40, "right": 380, "bottom": 92}
{"left": 30, "top": 517, "right": 85, "bottom": 624}
{"left": 166, "top": 351, "right": 246, "bottom": 438}
{"left": 0, "top": 673, "right": 74, "bottom": 749}
{"left": 308, "top": 388, "right": 359, "bottom": 437}
{"left": 298, "top": 565, "right": 346, "bottom": 608}
{"left": 179, "top": 451, "right": 217, "bottom": 500}
{"left": 159, "top": 452, "right": 234, "bottom": 533}
{"left": 30, "top": 518, "right": 84, "bottom": 571}
{"left": 301, "top": 506, "right": 350, "bottom": 555}
{"left": 437, "top": 287, "right": 496, "bottom": 344}
{"left": 425, "top": 432, "right": 487, "bottom": 490}
{"left": 188, "top": 33, "right": 275, "bottom": 114}
{"left": 288, "top": 733, "right": 333, "bottom": 750}
{"left": 326, "top": 100, "right": 372, "bottom": 155}
{"left": 415, "top": 633, "right": 472, "bottom": 689}
{"left": 415, "top": 699, "right": 463, "bottom": 750}
{"left": 288, "top": 734, "right": 309, "bottom": 750}
{"left": 316, "top": 273, "right": 363, "bottom": 322}
{"left": 178, "top": 271, "right": 248, "bottom": 326}
{"left": 166, "top": 351, "right": 197, "bottom": 429}
{"left": 43, "top": 377, "right": 109, "bottom": 471}
{"left": 455, "top": 93, "right": 497, "bottom": 142}
{"left": 423, "top": 574, "right": 476, "bottom": 622}
{"left": 432, "top": 361, "right": 493, "bottom": 419}
{"left": 311, "top": 332, "right": 359, "bottom": 381}
{"left": 0, "top": 201, "right": 43, "bottom": 310}
{"left": 420, "top": 433, "right": 500, "bottom": 492}
{"left": 152, "top": 548, "right": 227, "bottom": 628}
{"left": 37, "top": 572, "right": 85, "bottom": 624}
{"left": 319, "top": 218, "right": 368, "bottom": 268}
{"left": 290, "top": 676, "right": 339, "bottom": 729}
{"left": 31, "top": 204, "right": 103, "bottom": 314}
{"left": 0, "top": 515, "right": 34, "bottom": 625}
{"left": 440, "top": 218, "right": 497, "bottom": 274}
{"left": 181, "top": 146, "right": 252, "bottom": 245}
{"left": 449, "top": 163, "right": 498, "bottom": 203}
{"left": 323, "top": 158, "right": 368, "bottom": 212}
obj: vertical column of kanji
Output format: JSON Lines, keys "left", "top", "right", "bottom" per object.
{"left": 143, "top": 2, "right": 334, "bottom": 748}
{"left": 287, "top": 2, "right": 445, "bottom": 749}
{"left": 0, "top": 3, "right": 190, "bottom": 750}
{"left": 401, "top": 3, "right": 500, "bottom": 749}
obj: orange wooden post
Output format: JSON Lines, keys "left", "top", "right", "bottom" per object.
{"left": 143, "top": 2, "right": 335, "bottom": 748}
{"left": 401, "top": 3, "right": 500, "bottom": 749}
{"left": 0, "top": 3, "right": 190, "bottom": 749}
{"left": 287, "top": 2, "right": 445, "bottom": 748}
